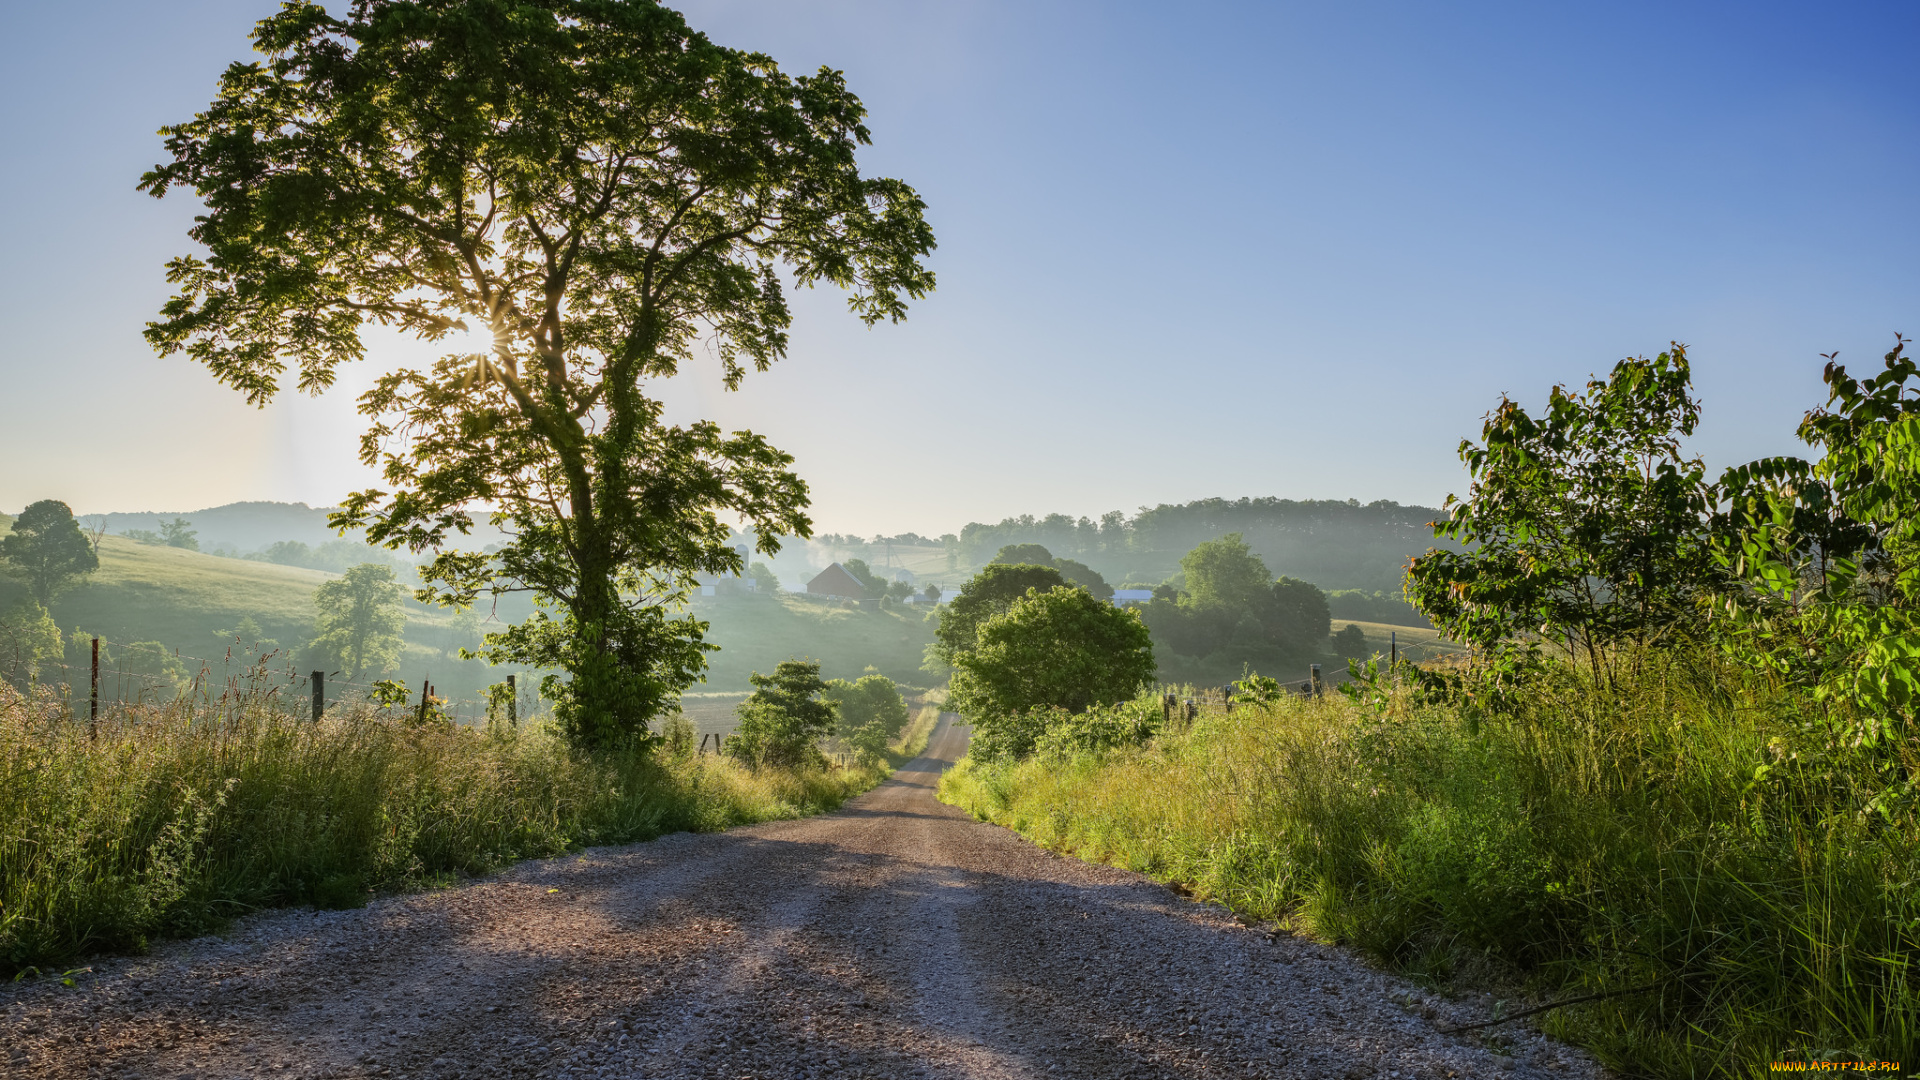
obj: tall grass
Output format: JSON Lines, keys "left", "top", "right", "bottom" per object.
{"left": 1, "top": 679, "right": 889, "bottom": 976}
{"left": 940, "top": 655, "right": 1920, "bottom": 1077}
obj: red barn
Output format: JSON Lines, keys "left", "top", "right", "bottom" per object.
{"left": 806, "top": 563, "right": 868, "bottom": 599}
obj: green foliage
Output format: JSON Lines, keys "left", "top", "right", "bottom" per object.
{"left": 841, "top": 718, "right": 893, "bottom": 769}
{"left": 841, "top": 558, "right": 887, "bottom": 599}
{"left": 1331, "top": 623, "right": 1369, "bottom": 660}
{"left": 158, "top": 519, "right": 198, "bottom": 551}
{"left": 986, "top": 543, "right": 1112, "bottom": 599}
{"left": 990, "top": 543, "right": 1056, "bottom": 566}
{"left": 660, "top": 709, "right": 697, "bottom": 759}
{"left": 310, "top": 564, "right": 408, "bottom": 681}
{"left": 1229, "top": 671, "right": 1286, "bottom": 704}
{"left": 823, "top": 671, "right": 909, "bottom": 739}
{"left": 723, "top": 660, "right": 838, "bottom": 768}
{"left": 0, "top": 500, "right": 99, "bottom": 605}
{"left": 1405, "top": 347, "right": 1715, "bottom": 684}
{"left": 932, "top": 562, "right": 1067, "bottom": 667}
{"left": 251, "top": 539, "right": 416, "bottom": 576}
{"left": 941, "top": 658, "right": 1920, "bottom": 1077}
{"left": 1138, "top": 534, "right": 1332, "bottom": 682}
{"left": 1030, "top": 698, "right": 1161, "bottom": 757}
{"left": 118, "top": 642, "right": 190, "bottom": 700}
{"left": 368, "top": 679, "right": 411, "bottom": 709}
{"left": 0, "top": 601, "right": 63, "bottom": 689}
{"left": 748, "top": 562, "right": 781, "bottom": 593}
{"left": 1180, "top": 533, "right": 1272, "bottom": 609}
{"left": 214, "top": 614, "right": 280, "bottom": 657}
{"left": 142, "top": 0, "right": 934, "bottom": 750}
{"left": 948, "top": 586, "right": 1156, "bottom": 762}
{"left": 1714, "top": 336, "right": 1920, "bottom": 730}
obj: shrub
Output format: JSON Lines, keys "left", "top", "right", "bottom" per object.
{"left": 940, "top": 653, "right": 1920, "bottom": 1076}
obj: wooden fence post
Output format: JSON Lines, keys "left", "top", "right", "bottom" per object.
{"left": 506, "top": 674, "right": 517, "bottom": 727}
{"left": 1309, "top": 664, "right": 1322, "bottom": 698}
{"left": 312, "top": 670, "right": 324, "bottom": 722}
{"left": 416, "top": 678, "right": 431, "bottom": 725}
{"left": 90, "top": 637, "right": 99, "bottom": 735}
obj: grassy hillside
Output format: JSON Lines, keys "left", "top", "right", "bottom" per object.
{"left": 2, "top": 531, "right": 935, "bottom": 712}
{"left": 694, "top": 592, "right": 937, "bottom": 692}
{"left": 44, "top": 536, "right": 335, "bottom": 652}
{"left": 0, "top": 536, "right": 493, "bottom": 701}
{"left": 1340, "top": 619, "right": 1467, "bottom": 664}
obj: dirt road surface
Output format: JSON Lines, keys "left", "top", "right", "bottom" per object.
{"left": 2, "top": 717, "right": 1600, "bottom": 1079}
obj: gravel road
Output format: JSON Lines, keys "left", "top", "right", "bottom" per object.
{"left": 2, "top": 716, "right": 1601, "bottom": 1080}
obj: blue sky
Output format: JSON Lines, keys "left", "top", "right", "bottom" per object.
{"left": 2, "top": 1, "right": 1915, "bottom": 536}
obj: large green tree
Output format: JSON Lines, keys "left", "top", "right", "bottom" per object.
{"left": 1, "top": 500, "right": 100, "bottom": 605}
{"left": 311, "top": 564, "right": 409, "bottom": 681}
{"left": 141, "top": 0, "right": 934, "bottom": 748}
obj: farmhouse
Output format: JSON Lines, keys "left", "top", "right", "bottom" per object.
{"left": 806, "top": 562, "right": 868, "bottom": 600}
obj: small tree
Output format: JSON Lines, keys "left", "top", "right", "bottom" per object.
{"left": 215, "top": 614, "right": 281, "bottom": 656}
{"left": 842, "top": 559, "right": 887, "bottom": 599}
{"left": 722, "top": 659, "right": 838, "bottom": 767}
{"left": 0, "top": 601, "right": 63, "bottom": 689}
{"left": 842, "top": 718, "right": 892, "bottom": 769}
{"left": 1405, "top": 347, "right": 1714, "bottom": 685}
{"left": 1332, "top": 623, "right": 1369, "bottom": 660}
{"left": 989, "top": 543, "right": 1055, "bottom": 567}
{"left": 932, "top": 562, "right": 1067, "bottom": 667}
{"left": 120, "top": 641, "right": 191, "bottom": 700}
{"left": 159, "top": 518, "right": 199, "bottom": 551}
{"left": 0, "top": 500, "right": 99, "bottom": 605}
{"left": 748, "top": 562, "right": 781, "bottom": 593}
{"left": 948, "top": 586, "right": 1156, "bottom": 762}
{"left": 1181, "top": 533, "right": 1271, "bottom": 610}
{"left": 824, "top": 671, "right": 909, "bottom": 738}
{"left": 660, "top": 709, "right": 698, "bottom": 758}
{"left": 1051, "top": 557, "right": 1113, "bottom": 601}
{"left": 311, "top": 564, "right": 408, "bottom": 680}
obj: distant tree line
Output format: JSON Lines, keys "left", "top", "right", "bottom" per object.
{"left": 951, "top": 498, "right": 1457, "bottom": 595}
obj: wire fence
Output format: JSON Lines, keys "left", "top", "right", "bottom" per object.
{"left": 3, "top": 636, "right": 537, "bottom": 728}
